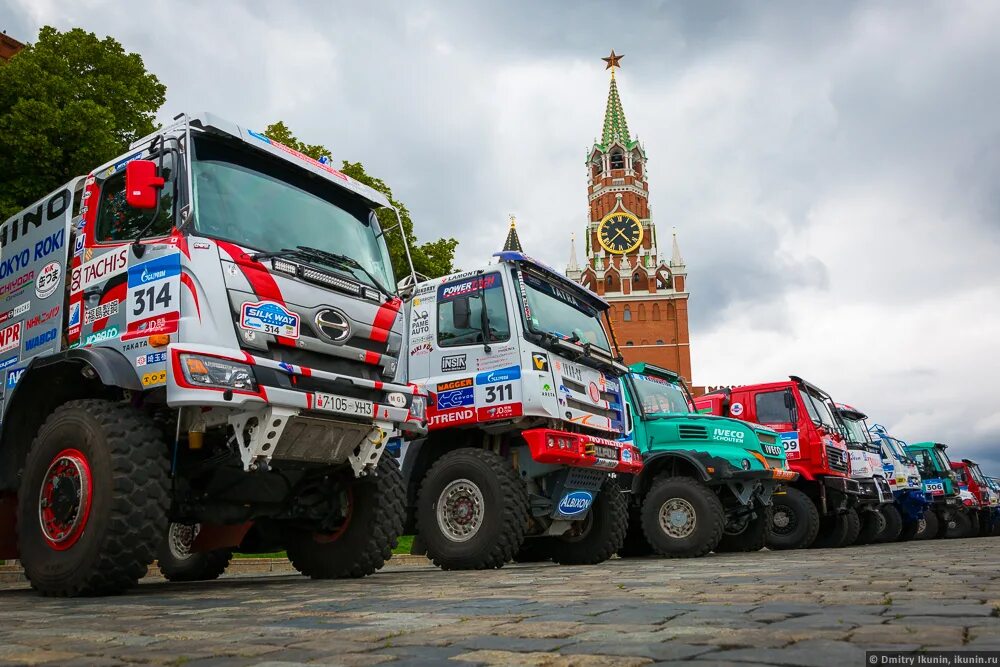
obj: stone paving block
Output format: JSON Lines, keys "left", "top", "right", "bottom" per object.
{"left": 560, "top": 641, "right": 715, "bottom": 661}
{"left": 706, "top": 638, "right": 865, "bottom": 666}
{"left": 451, "top": 650, "right": 653, "bottom": 666}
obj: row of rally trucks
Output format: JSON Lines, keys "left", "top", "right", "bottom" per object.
{"left": 0, "top": 111, "right": 993, "bottom": 597}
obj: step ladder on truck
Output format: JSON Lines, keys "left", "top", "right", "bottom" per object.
{"left": 399, "top": 251, "right": 643, "bottom": 569}
{"left": 0, "top": 112, "right": 427, "bottom": 596}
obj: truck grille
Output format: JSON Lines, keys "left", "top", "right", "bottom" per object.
{"left": 679, "top": 425, "right": 708, "bottom": 440}
{"left": 827, "top": 445, "right": 849, "bottom": 473}
{"left": 261, "top": 346, "right": 384, "bottom": 382}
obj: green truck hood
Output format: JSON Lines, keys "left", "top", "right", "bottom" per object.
{"left": 637, "top": 413, "right": 787, "bottom": 473}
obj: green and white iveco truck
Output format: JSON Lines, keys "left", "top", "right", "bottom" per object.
{"left": 617, "top": 363, "right": 797, "bottom": 558}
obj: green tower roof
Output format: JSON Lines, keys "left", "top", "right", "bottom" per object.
{"left": 591, "top": 51, "right": 641, "bottom": 155}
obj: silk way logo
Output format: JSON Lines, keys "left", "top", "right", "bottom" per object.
{"left": 558, "top": 490, "right": 593, "bottom": 516}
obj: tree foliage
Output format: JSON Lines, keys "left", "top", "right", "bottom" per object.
{"left": 0, "top": 26, "right": 166, "bottom": 222}
{"left": 262, "top": 122, "right": 457, "bottom": 281}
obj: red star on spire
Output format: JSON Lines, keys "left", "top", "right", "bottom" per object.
{"left": 602, "top": 50, "right": 624, "bottom": 70}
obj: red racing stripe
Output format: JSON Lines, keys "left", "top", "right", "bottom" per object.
{"left": 217, "top": 240, "right": 297, "bottom": 347}
{"left": 370, "top": 297, "right": 401, "bottom": 344}
{"left": 180, "top": 273, "right": 200, "bottom": 320}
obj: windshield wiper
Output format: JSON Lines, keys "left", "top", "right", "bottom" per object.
{"left": 295, "top": 246, "right": 393, "bottom": 300}
{"left": 250, "top": 247, "right": 393, "bottom": 300}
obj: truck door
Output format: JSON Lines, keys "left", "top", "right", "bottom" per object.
{"left": 747, "top": 388, "right": 799, "bottom": 460}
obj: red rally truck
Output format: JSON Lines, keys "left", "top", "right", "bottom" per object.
{"left": 695, "top": 376, "right": 863, "bottom": 549}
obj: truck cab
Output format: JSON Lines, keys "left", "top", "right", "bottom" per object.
{"left": 867, "top": 424, "right": 929, "bottom": 540}
{"left": 696, "top": 377, "right": 862, "bottom": 549}
{"left": 619, "top": 363, "right": 795, "bottom": 558}
{"left": 951, "top": 458, "right": 994, "bottom": 537}
{"left": 0, "top": 112, "right": 426, "bottom": 596}
{"left": 834, "top": 404, "right": 896, "bottom": 543}
{"left": 400, "top": 251, "right": 642, "bottom": 569}
{"left": 905, "top": 441, "right": 967, "bottom": 539}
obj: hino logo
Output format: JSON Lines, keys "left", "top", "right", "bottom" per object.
{"left": 315, "top": 308, "right": 350, "bottom": 342}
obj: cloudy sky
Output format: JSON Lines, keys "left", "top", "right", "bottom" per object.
{"left": 4, "top": 1, "right": 999, "bottom": 470}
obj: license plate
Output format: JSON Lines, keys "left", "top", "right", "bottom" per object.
{"left": 313, "top": 392, "right": 374, "bottom": 417}
{"left": 592, "top": 444, "right": 618, "bottom": 460}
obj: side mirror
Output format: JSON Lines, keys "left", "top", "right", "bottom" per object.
{"left": 126, "top": 160, "right": 165, "bottom": 210}
{"left": 396, "top": 274, "right": 416, "bottom": 301}
{"left": 783, "top": 389, "right": 795, "bottom": 410}
{"left": 453, "top": 297, "right": 471, "bottom": 330}
{"left": 623, "top": 400, "right": 634, "bottom": 436}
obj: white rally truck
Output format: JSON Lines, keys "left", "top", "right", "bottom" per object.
{"left": 0, "top": 112, "right": 427, "bottom": 596}
{"left": 399, "top": 251, "right": 643, "bottom": 570}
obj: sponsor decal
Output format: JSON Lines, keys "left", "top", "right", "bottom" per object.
{"left": 588, "top": 382, "right": 601, "bottom": 402}
{"left": 24, "top": 327, "right": 57, "bottom": 352}
{"left": 32, "top": 228, "right": 64, "bottom": 261}
{"left": 475, "top": 345, "right": 517, "bottom": 371}
{"left": 531, "top": 352, "right": 549, "bottom": 372}
{"left": 247, "top": 129, "right": 349, "bottom": 180}
{"left": 713, "top": 427, "right": 746, "bottom": 444}
{"left": 557, "top": 491, "right": 593, "bottom": 516}
{"left": 128, "top": 252, "right": 181, "bottom": 287}
{"left": 410, "top": 309, "right": 430, "bottom": 336}
{"left": 0, "top": 271, "right": 34, "bottom": 297}
{"left": 477, "top": 403, "right": 522, "bottom": 420}
{"left": 780, "top": 431, "right": 800, "bottom": 459}
{"left": 6, "top": 367, "right": 24, "bottom": 389}
{"left": 67, "top": 301, "right": 81, "bottom": 328}
{"left": 428, "top": 408, "right": 475, "bottom": 427}
{"left": 437, "top": 377, "right": 473, "bottom": 392}
{"left": 84, "top": 326, "right": 119, "bottom": 345}
{"left": 103, "top": 151, "right": 143, "bottom": 177}
{"left": 0, "top": 249, "right": 31, "bottom": 278}
{"left": 0, "top": 356, "right": 18, "bottom": 371}
{"left": 409, "top": 342, "right": 432, "bottom": 356}
{"left": 141, "top": 370, "right": 167, "bottom": 386}
{"left": 240, "top": 301, "right": 300, "bottom": 339}
{"left": 72, "top": 246, "right": 129, "bottom": 292}
{"left": 121, "top": 340, "right": 148, "bottom": 352}
{"left": 436, "top": 387, "right": 474, "bottom": 410}
{"left": 386, "top": 392, "right": 407, "bottom": 408}
{"left": 0, "top": 189, "right": 70, "bottom": 250}
{"left": 621, "top": 448, "right": 633, "bottom": 463}
{"left": 193, "top": 242, "right": 211, "bottom": 250}
{"left": 74, "top": 233, "right": 86, "bottom": 257}
{"left": 0, "top": 322, "right": 22, "bottom": 355}
{"left": 84, "top": 299, "right": 119, "bottom": 324}
{"left": 475, "top": 365, "right": 520, "bottom": 385}
{"left": 122, "top": 312, "right": 179, "bottom": 341}
{"left": 924, "top": 481, "right": 945, "bottom": 495}
{"left": 25, "top": 306, "right": 59, "bottom": 330}
{"left": 135, "top": 352, "right": 167, "bottom": 366}
{"left": 441, "top": 354, "right": 467, "bottom": 372}
{"left": 437, "top": 272, "right": 500, "bottom": 301}
{"left": 34, "top": 261, "right": 61, "bottom": 299}
{"left": 730, "top": 402, "right": 744, "bottom": 417}
{"left": 562, "top": 362, "right": 583, "bottom": 383}
{"left": 0, "top": 301, "right": 30, "bottom": 325}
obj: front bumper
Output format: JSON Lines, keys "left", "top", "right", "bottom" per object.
{"left": 166, "top": 344, "right": 427, "bottom": 474}
{"left": 521, "top": 428, "right": 643, "bottom": 475}
{"left": 856, "top": 477, "right": 894, "bottom": 507}
{"left": 821, "top": 474, "right": 862, "bottom": 496}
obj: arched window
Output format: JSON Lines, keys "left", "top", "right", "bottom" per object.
{"left": 632, "top": 272, "right": 647, "bottom": 291}
{"left": 667, "top": 302, "right": 676, "bottom": 320}
{"left": 610, "top": 149, "right": 624, "bottom": 170}
{"left": 623, "top": 306, "right": 632, "bottom": 322}
{"left": 641, "top": 339, "right": 649, "bottom": 345}
{"left": 656, "top": 339, "right": 664, "bottom": 344}
{"left": 609, "top": 305, "right": 617, "bottom": 320}
{"left": 652, "top": 304, "right": 661, "bottom": 321}
{"left": 625, "top": 340, "right": 634, "bottom": 346}
{"left": 638, "top": 304, "right": 646, "bottom": 321}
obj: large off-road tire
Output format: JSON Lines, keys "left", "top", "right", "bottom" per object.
{"left": 916, "top": 509, "right": 939, "bottom": 540}
{"left": 812, "top": 508, "right": 860, "bottom": 549}
{"left": 876, "top": 504, "right": 903, "bottom": 543}
{"left": 617, "top": 504, "right": 654, "bottom": 558}
{"left": 641, "top": 476, "right": 724, "bottom": 558}
{"left": 716, "top": 507, "right": 770, "bottom": 553}
{"left": 978, "top": 510, "right": 992, "bottom": 537}
{"left": 547, "top": 483, "right": 627, "bottom": 565}
{"left": 853, "top": 508, "right": 886, "bottom": 546}
{"left": 416, "top": 448, "right": 528, "bottom": 570}
{"left": 286, "top": 454, "right": 405, "bottom": 579}
{"left": 897, "top": 516, "right": 920, "bottom": 542}
{"left": 766, "top": 487, "right": 820, "bottom": 550}
{"left": 944, "top": 510, "right": 973, "bottom": 538}
{"left": 17, "top": 400, "right": 169, "bottom": 597}
{"left": 157, "top": 523, "right": 232, "bottom": 582}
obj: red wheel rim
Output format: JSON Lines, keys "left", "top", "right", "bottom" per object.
{"left": 38, "top": 448, "right": 93, "bottom": 550}
{"left": 312, "top": 487, "right": 353, "bottom": 544}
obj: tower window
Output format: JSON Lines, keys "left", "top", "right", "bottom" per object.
{"left": 610, "top": 149, "right": 624, "bottom": 170}
{"left": 652, "top": 304, "right": 661, "bottom": 321}
{"left": 656, "top": 339, "right": 664, "bottom": 344}
{"left": 625, "top": 340, "right": 633, "bottom": 346}
{"left": 623, "top": 306, "right": 632, "bottom": 322}
{"left": 638, "top": 304, "right": 646, "bottom": 321}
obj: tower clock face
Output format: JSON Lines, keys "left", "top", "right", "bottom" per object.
{"left": 598, "top": 212, "right": 643, "bottom": 254}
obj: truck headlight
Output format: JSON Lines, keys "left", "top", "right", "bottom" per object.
{"left": 409, "top": 395, "right": 426, "bottom": 419}
{"left": 180, "top": 354, "right": 257, "bottom": 391}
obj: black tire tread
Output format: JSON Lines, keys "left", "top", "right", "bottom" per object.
{"left": 158, "top": 547, "right": 233, "bottom": 582}
{"left": 876, "top": 504, "right": 903, "bottom": 543}
{"left": 417, "top": 448, "right": 529, "bottom": 570}
{"left": 716, "top": 507, "right": 770, "bottom": 553}
{"left": 548, "top": 483, "right": 627, "bottom": 565}
{"left": 766, "top": 487, "right": 820, "bottom": 551}
{"left": 19, "top": 399, "right": 170, "bottom": 597}
{"left": 641, "top": 475, "right": 725, "bottom": 558}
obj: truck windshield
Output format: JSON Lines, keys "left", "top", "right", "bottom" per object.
{"left": 801, "top": 388, "right": 837, "bottom": 431}
{"left": 935, "top": 447, "right": 954, "bottom": 470}
{"left": 885, "top": 437, "right": 910, "bottom": 461}
{"left": 969, "top": 465, "right": 987, "bottom": 485}
{"left": 191, "top": 135, "right": 395, "bottom": 292}
{"left": 629, "top": 373, "right": 691, "bottom": 415}
{"left": 840, "top": 415, "right": 871, "bottom": 447}
{"left": 911, "top": 449, "right": 939, "bottom": 478}
{"left": 519, "top": 270, "right": 611, "bottom": 352}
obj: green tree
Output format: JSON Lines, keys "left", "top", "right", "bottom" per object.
{"left": 0, "top": 26, "right": 166, "bottom": 222}
{"left": 262, "top": 122, "right": 457, "bottom": 281}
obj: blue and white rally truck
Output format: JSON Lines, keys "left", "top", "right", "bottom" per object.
{"left": 0, "top": 112, "right": 427, "bottom": 596}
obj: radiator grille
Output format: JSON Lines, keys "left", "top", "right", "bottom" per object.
{"left": 827, "top": 445, "right": 849, "bottom": 473}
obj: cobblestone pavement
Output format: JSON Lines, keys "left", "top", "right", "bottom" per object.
{"left": 1, "top": 538, "right": 999, "bottom": 666}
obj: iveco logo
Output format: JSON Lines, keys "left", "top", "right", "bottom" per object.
{"left": 315, "top": 309, "right": 351, "bottom": 342}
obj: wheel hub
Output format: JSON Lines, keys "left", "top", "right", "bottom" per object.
{"left": 437, "top": 479, "right": 485, "bottom": 542}
{"left": 167, "top": 523, "right": 199, "bottom": 560}
{"left": 38, "top": 449, "right": 93, "bottom": 550}
{"left": 658, "top": 498, "right": 697, "bottom": 539}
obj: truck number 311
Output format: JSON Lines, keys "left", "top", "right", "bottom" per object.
{"left": 485, "top": 383, "right": 513, "bottom": 403}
